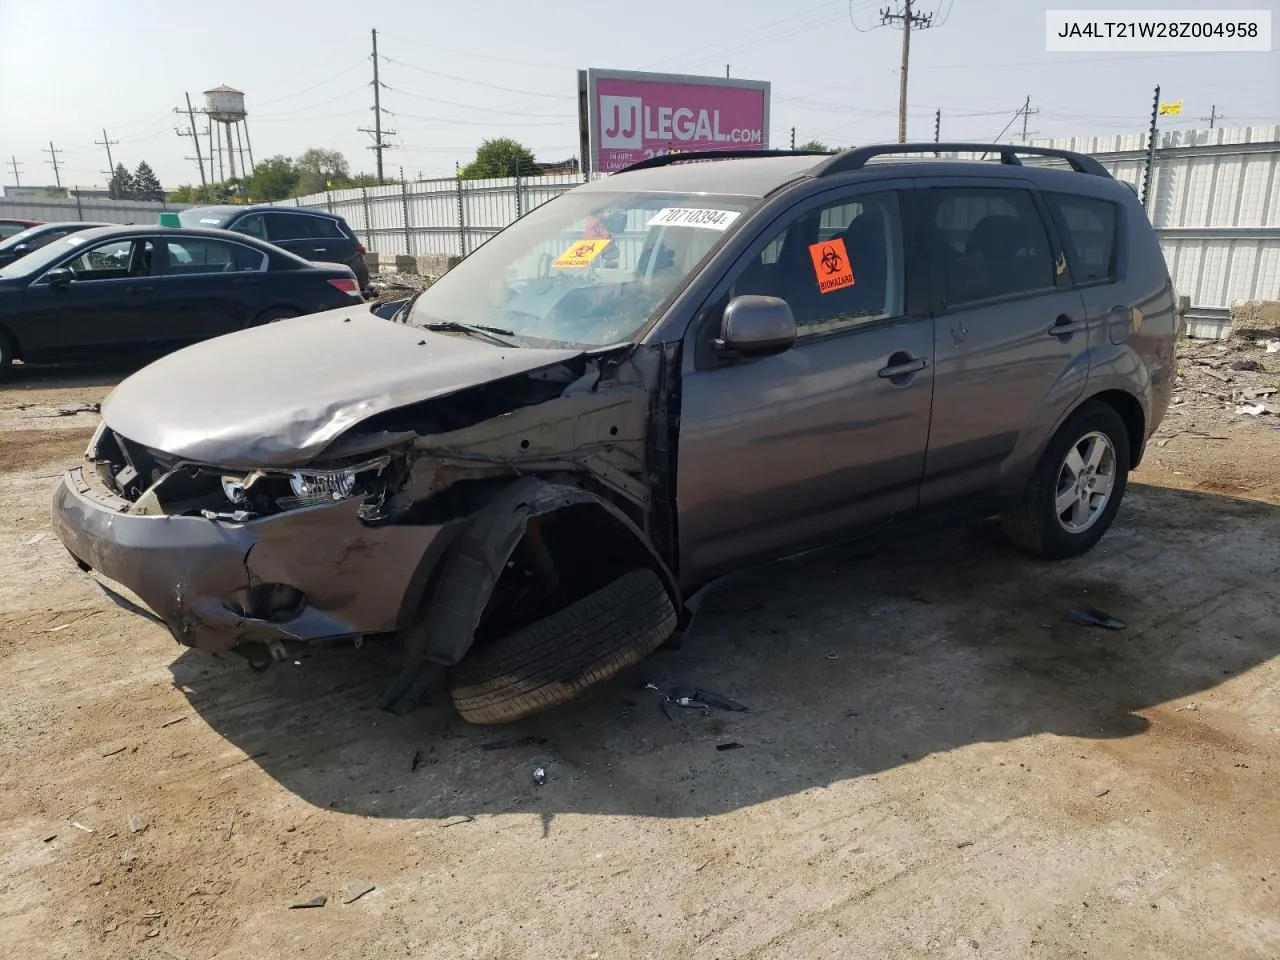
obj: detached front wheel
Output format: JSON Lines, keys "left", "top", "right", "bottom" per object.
{"left": 1002, "top": 402, "right": 1131, "bottom": 559}
{"left": 448, "top": 567, "right": 677, "bottom": 724}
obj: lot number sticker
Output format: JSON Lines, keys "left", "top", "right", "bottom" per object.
{"left": 808, "top": 238, "right": 855, "bottom": 293}
{"left": 552, "top": 238, "right": 611, "bottom": 269}
{"left": 645, "top": 208, "right": 741, "bottom": 231}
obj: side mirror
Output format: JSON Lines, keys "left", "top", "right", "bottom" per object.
{"left": 44, "top": 267, "right": 74, "bottom": 287}
{"left": 716, "top": 295, "right": 797, "bottom": 357}
{"left": 12, "top": 243, "right": 29, "bottom": 255}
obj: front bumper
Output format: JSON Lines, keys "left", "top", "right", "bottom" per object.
{"left": 52, "top": 465, "right": 457, "bottom": 653}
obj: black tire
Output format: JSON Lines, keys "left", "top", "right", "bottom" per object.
{"left": 249, "top": 308, "right": 301, "bottom": 328}
{"left": 1002, "top": 401, "right": 1131, "bottom": 559}
{"left": 448, "top": 568, "right": 677, "bottom": 724}
{"left": 0, "top": 333, "right": 12, "bottom": 379}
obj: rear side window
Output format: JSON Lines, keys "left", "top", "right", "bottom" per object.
{"left": 263, "top": 212, "right": 309, "bottom": 241}
{"left": 234, "top": 214, "right": 267, "bottom": 241}
{"left": 1045, "top": 193, "right": 1118, "bottom": 285}
{"left": 163, "top": 238, "right": 263, "bottom": 273}
{"left": 303, "top": 216, "right": 343, "bottom": 239}
{"left": 926, "top": 188, "right": 1056, "bottom": 309}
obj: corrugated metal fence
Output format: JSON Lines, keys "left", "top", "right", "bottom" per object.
{"left": 284, "top": 128, "right": 1280, "bottom": 316}
{"left": 0, "top": 196, "right": 188, "bottom": 224}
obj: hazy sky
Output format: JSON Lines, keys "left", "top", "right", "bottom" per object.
{"left": 1, "top": 0, "right": 1277, "bottom": 189}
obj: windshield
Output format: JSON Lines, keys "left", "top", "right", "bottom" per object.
{"left": 0, "top": 231, "right": 105, "bottom": 279}
{"left": 0, "top": 226, "right": 48, "bottom": 253}
{"left": 407, "top": 189, "right": 758, "bottom": 348}
{"left": 177, "top": 209, "right": 232, "bottom": 229}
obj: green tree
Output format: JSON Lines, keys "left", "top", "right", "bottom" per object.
{"left": 461, "top": 138, "right": 541, "bottom": 179}
{"left": 293, "top": 147, "right": 351, "bottom": 196}
{"left": 796, "top": 140, "right": 837, "bottom": 153}
{"left": 108, "top": 163, "right": 136, "bottom": 200}
{"left": 132, "top": 161, "right": 163, "bottom": 201}
{"left": 245, "top": 155, "right": 300, "bottom": 201}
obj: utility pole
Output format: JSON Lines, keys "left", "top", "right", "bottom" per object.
{"left": 880, "top": 1, "right": 936, "bottom": 143}
{"left": 1018, "top": 95, "right": 1040, "bottom": 142}
{"left": 358, "top": 28, "right": 396, "bottom": 185}
{"left": 182, "top": 93, "right": 208, "bottom": 189}
{"left": 43, "top": 142, "right": 64, "bottom": 188}
{"left": 790, "top": 126, "right": 796, "bottom": 150}
{"left": 95, "top": 129, "right": 119, "bottom": 177}
{"left": 1200, "top": 104, "right": 1223, "bottom": 128}
{"left": 934, "top": 109, "right": 941, "bottom": 142}
{"left": 1141, "top": 84, "right": 1160, "bottom": 210}
{"left": 725, "top": 64, "right": 731, "bottom": 78}
{"left": 7, "top": 156, "right": 21, "bottom": 187}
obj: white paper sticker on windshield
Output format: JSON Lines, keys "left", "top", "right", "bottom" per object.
{"left": 64, "top": 235, "right": 85, "bottom": 245}
{"left": 645, "top": 207, "right": 741, "bottom": 231}
{"left": 199, "top": 218, "right": 222, "bottom": 225}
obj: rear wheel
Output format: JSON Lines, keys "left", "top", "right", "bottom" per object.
{"left": 0, "top": 334, "right": 12, "bottom": 378}
{"left": 1002, "top": 401, "right": 1131, "bottom": 559}
{"left": 249, "top": 307, "right": 301, "bottom": 328}
{"left": 448, "top": 567, "right": 677, "bottom": 724}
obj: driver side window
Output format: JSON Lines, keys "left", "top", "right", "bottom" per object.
{"left": 730, "top": 190, "right": 906, "bottom": 336}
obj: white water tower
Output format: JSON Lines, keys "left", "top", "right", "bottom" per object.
{"left": 203, "top": 84, "right": 253, "bottom": 181}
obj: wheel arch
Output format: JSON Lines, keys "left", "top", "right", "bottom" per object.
{"left": 379, "top": 477, "right": 680, "bottom": 714}
{"left": 1081, "top": 388, "right": 1147, "bottom": 467}
{"left": 0, "top": 322, "right": 23, "bottom": 362}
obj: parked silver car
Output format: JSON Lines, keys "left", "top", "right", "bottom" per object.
{"left": 52, "top": 143, "right": 1178, "bottom": 723}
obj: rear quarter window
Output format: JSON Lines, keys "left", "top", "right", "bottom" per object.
{"left": 1044, "top": 193, "right": 1119, "bottom": 285}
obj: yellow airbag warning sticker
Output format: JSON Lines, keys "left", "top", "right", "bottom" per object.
{"left": 808, "top": 238, "right": 855, "bottom": 293}
{"left": 553, "top": 238, "right": 610, "bottom": 269}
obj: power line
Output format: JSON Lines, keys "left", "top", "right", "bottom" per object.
{"left": 43, "top": 142, "right": 64, "bottom": 188}
{"left": 381, "top": 55, "right": 571, "bottom": 99}
{"left": 251, "top": 57, "right": 369, "bottom": 109}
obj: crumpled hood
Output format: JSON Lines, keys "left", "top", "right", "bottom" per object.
{"left": 100, "top": 308, "right": 583, "bottom": 469}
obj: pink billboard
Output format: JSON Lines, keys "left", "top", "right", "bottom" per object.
{"left": 579, "top": 69, "right": 771, "bottom": 174}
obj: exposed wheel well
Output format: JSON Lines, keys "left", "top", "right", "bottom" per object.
{"left": 0, "top": 324, "right": 20, "bottom": 361}
{"left": 1088, "top": 390, "right": 1146, "bottom": 466}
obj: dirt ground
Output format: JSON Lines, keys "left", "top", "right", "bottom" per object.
{"left": 1, "top": 345, "right": 1278, "bottom": 960}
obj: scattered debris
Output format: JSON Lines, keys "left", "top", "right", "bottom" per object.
{"left": 843, "top": 709, "right": 861, "bottom": 719}
{"left": 411, "top": 748, "right": 424, "bottom": 772}
{"left": 1177, "top": 702, "right": 1199, "bottom": 712}
{"left": 45, "top": 624, "right": 69, "bottom": 633}
{"left": 1267, "top": 339, "right": 1280, "bottom": 353}
{"left": 480, "top": 736, "right": 549, "bottom": 752}
{"left": 1201, "top": 367, "right": 1232, "bottom": 382}
{"left": 57, "top": 402, "right": 100, "bottom": 416}
{"left": 99, "top": 744, "right": 128, "bottom": 758}
{"left": 127, "top": 815, "right": 147, "bottom": 835}
{"left": 956, "top": 840, "right": 974, "bottom": 849}
{"left": 441, "top": 815, "right": 475, "bottom": 828}
{"left": 224, "top": 811, "right": 237, "bottom": 841}
{"left": 42, "top": 834, "right": 57, "bottom": 843}
{"left": 69, "top": 821, "right": 95, "bottom": 834}
{"left": 1229, "top": 359, "right": 1262, "bottom": 372}
{"left": 1095, "top": 788, "right": 1111, "bottom": 798}
{"left": 89, "top": 876, "right": 102, "bottom": 886}
{"left": 342, "top": 882, "right": 376, "bottom": 905}
{"left": 716, "top": 742, "right": 745, "bottom": 752}
{"left": 1236, "top": 402, "right": 1278, "bottom": 416}
{"left": 141, "top": 910, "right": 162, "bottom": 920}
{"left": 531, "top": 766, "right": 547, "bottom": 786}
{"left": 23, "top": 533, "right": 46, "bottom": 546}
{"left": 694, "top": 689, "right": 749, "bottom": 712}
{"left": 1064, "top": 607, "right": 1127, "bottom": 630}
{"left": 160, "top": 716, "right": 187, "bottom": 728}
{"left": 289, "top": 895, "right": 327, "bottom": 909}
{"left": 825, "top": 653, "right": 841, "bottom": 660}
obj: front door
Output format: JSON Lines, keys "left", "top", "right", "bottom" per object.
{"left": 916, "top": 181, "right": 1089, "bottom": 509}
{"left": 677, "top": 183, "right": 935, "bottom": 587}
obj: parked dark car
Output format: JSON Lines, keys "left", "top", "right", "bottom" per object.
{"left": 0, "top": 224, "right": 362, "bottom": 373}
{"left": 0, "top": 221, "right": 112, "bottom": 269}
{"left": 53, "top": 144, "right": 1178, "bottom": 725}
{"left": 0, "top": 218, "right": 43, "bottom": 240}
{"left": 177, "top": 205, "right": 370, "bottom": 293}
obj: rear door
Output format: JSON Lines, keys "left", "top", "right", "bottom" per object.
{"left": 151, "top": 235, "right": 267, "bottom": 343}
{"left": 262, "top": 211, "right": 351, "bottom": 264}
{"left": 917, "top": 180, "right": 1089, "bottom": 509}
{"left": 677, "top": 182, "right": 935, "bottom": 586}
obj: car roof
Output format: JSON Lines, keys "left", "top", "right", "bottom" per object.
{"left": 185, "top": 204, "right": 338, "bottom": 217}
{"left": 69, "top": 224, "right": 278, "bottom": 244}
{"left": 28, "top": 221, "right": 113, "bottom": 230}
{"left": 585, "top": 148, "right": 1132, "bottom": 201}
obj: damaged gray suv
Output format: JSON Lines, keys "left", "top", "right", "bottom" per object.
{"left": 52, "top": 143, "right": 1178, "bottom": 723}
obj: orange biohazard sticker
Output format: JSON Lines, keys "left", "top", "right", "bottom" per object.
{"left": 552, "top": 238, "right": 610, "bottom": 269}
{"left": 808, "top": 238, "right": 855, "bottom": 293}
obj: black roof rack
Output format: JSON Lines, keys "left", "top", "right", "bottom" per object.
{"left": 615, "top": 149, "right": 834, "bottom": 174}
{"left": 811, "top": 142, "right": 1112, "bottom": 178}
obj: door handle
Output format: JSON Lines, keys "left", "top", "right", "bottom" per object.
{"left": 1047, "top": 314, "right": 1084, "bottom": 337}
{"left": 877, "top": 356, "right": 929, "bottom": 379}
{"left": 313, "top": 247, "right": 327, "bottom": 253}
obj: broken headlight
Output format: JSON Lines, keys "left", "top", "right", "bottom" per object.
{"left": 279, "top": 456, "right": 392, "bottom": 510}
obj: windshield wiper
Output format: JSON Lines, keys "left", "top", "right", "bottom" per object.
{"left": 421, "top": 320, "right": 518, "bottom": 346}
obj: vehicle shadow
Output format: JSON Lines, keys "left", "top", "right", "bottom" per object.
{"left": 6, "top": 358, "right": 152, "bottom": 390}
{"left": 170, "top": 483, "right": 1280, "bottom": 821}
